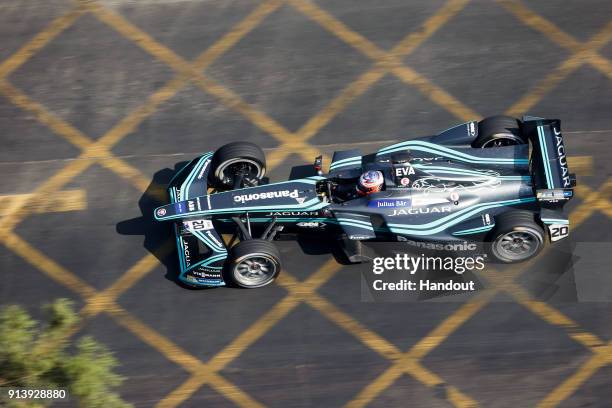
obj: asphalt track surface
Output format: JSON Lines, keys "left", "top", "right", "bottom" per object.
{"left": 1, "top": 1, "right": 612, "bottom": 407}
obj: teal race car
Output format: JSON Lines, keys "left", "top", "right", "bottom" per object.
{"left": 154, "top": 116, "right": 576, "bottom": 288}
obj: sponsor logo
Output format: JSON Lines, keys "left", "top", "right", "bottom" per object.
{"left": 177, "top": 202, "right": 185, "bottom": 213}
{"left": 264, "top": 211, "right": 320, "bottom": 216}
{"left": 450, "top": 192, "right": 460, "bottom": 202}
{"left": 196, "top": 197, "right": 202, "bottom": 211}
{"left": 350, "top": 235, "right": 372, "bottom": 240}
{"left": 398, "top": 237, "right": 477, "bottom": 251}
{"left": 553, "top": 128, "right": 571, "bottom": 187}
{"left": 197, "top": 159, "right": 210, "bottom": 180}
{"left": 389, "top": 206, "right": 452, "bottom": 216}
{"left": 482, "top": 213, "right": 491, "bottom": 226}
{"left": 468, "top": 122, "right": 476, "bottom": 136}
{"left": 183, "top": 239, "right": 191, "bottom": 267}
{"left": 412, "top": 196, "right": 450, "bottom": 206}
{"left": 188, "top": 200, "right": 195, "bottom": 211}
{"left": 192, "top": 269, "right": 222, "bottom": 278}
{"left": 156, "top": 208, "right": 166, "bottom": 217}
{"left": 411, "top": 157, "right": 443, "bottom": 162}
{"left": 297, "top": 221, "right": 325, "bottom": 228}
{"left": 368, "top": 199, "right": 411, "bottom": 208}
{"left": 205, "top": 230, "right": 224, "bottom": 248}
{"left": 395, "top": 166, "right": 415, "bottom": 177}
{"left": 537, "top": 189, "right": 571, "bottom": 201}
{"left": 234, "top": 189, "right": 300, "bottom": 204}
{"left": 400, "top": 177, "right": 410, "bottom": 186}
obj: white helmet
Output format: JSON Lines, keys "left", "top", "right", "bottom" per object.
{"left": 357, "top": 170, "right": 384, "bottom": 195}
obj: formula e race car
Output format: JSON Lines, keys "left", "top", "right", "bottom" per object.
{"left": 154, "top": 115, "right": 576, "bottom": 288}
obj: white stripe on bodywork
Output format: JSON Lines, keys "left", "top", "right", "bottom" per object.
{"left": 537, "top": 126, "right": 554, "bottom": 188}
{"left": 378, "top": 140, "right": 528, "bottom": 164}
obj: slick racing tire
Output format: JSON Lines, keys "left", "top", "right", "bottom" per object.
{"left": 473, "top": 116, "right": 527, "bottom": 148}
{"left": 488, "top": 211, "right": 545, "bottom": 263}
{"left": 226, "top": 239, "right": 281, "bottom": 288}
{"left": 210, "top": 141, "right": 266, "bottom": 189}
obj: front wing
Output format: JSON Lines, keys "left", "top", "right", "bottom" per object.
{"left": 167, "top": 158, "right": 229, "bottom": 287}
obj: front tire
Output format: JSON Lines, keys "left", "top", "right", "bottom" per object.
{"left": 226, "top": 239, "right": 281, "bottom": 288}
{"left": 488, "top": 211, "right": 545, "bottom": 263}
{"left": 473, "top": 116, "right": 527, "bottom": 148}
{"left": 209, "top": 141, "right": 266, "bottom": 189}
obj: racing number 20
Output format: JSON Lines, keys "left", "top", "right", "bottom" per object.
{"left": 549, "top": 224, "right": 569, "bottom": 241}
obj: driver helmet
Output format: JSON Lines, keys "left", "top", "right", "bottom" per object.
{"left": 357, "top": 170, "right": 384, "bottom": 195}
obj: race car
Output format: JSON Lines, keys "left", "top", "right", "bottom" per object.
{"left": 154, "top": 115, "right": 576, "bottom": 288}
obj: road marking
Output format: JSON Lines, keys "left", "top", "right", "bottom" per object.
{"left": 289, "top": 0, "right": 477, "bottom": 120}
{"left": 0, "top": 189, "right": 86, "bottom": 216}
{"left": 0, "top": 81, "right": 91, "bottom": 149}
{"left": 344, "top": 291, "right": 493, "bottom": 408}
{"left": 568, "top": 155, "right": 593, "bottom": 176}
{"left": 571, "top": 180, "right": 612, "bottom": 226}
{"left": 0, "top": 7, "right": 84, "bottom": 80}
{"left": 0, "top": 0, "right": 609, "bottom": 407}
{"left": 268, "top": 0, "right": 474, "bottom": 168}
{"left": 157, "top": 370, "right": 266, "bottom": 408}
{"left": 108, "top": 306, "right": 203, "bottom": 372}
{"left": 473, "top": 179, "right": 612, "bottom": 407}
{"left": 391, "top": 64, "right": 480, "bottom": 120}
{"left": 83, "top": 0, "right": 305, "bottom": 147}
{"left": 83, "top": 0, "right": 328, "bottom": 172}
{"left": 306, "top": 291, "right": 402, "bottom": 361}
{"left": 345, "top": 176, "right": 612, "bottom": 407}
{"left": 0, "top": 158, "right": 92, "bottom": 236}
{"left": 193, "top": 0, "right": 285, "bottom": 70}
{"left": 0, "top": 0, "right": 285, "bottom": 236}
{"left": 0, "top": 3, "right": 301, "bottom": 407}
{"left": 0, "top": 77, "right": 171, "bottom": 233}
{"left": 500, "top": 0, "right": 612, "bottom": 116}
{"left": 156, "top": 259, "right": 341, "bottom": 407}
{"left": 82, "top": 243, "right": 173, "bottom": 317}
{"left": 537, "top": 352, "right": 609, "bottom": 408}
{"left": 2, "top": 232, "right": 97, "bottom": 298}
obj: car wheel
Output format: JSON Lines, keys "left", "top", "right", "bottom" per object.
{"left": 209, "top": 141, "right": 266, "bottom": 189}
{"left": 488, "top": 211, "right": 545, "bottom": 263}
{"left": 226, "top": 239, "right": 281, "bottom": 288}
{"left": 473, "top": 115, "right": 527, "bottom": 148}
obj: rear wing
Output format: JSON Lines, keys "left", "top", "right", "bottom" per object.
{"left": 522, "top": 117, "right": 576, "bottom": 204}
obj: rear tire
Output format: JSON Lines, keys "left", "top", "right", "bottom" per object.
{"left": 473, "top": 116, "right": 527, "bottom": 148}
{"left": 209, "top": 141, "right": 266, "bottom": 189}
{"left": 226, "top": 239, "right": 281, "bottom": 288}
{"left": 488, "top": 211, "right": 545, "bottom": 263}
